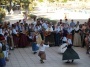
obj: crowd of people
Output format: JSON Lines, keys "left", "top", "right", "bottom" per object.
{"left": 0, "top": 17, "right": 90, "bottom": 66}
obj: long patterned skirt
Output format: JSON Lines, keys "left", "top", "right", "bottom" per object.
{"left": 12, "top": 34, "right": 19, "bottom": 47}
{"left": 73, "top": 33, "right": 82, "bottom": 47}
{"left": 18, "top": 33, "right": 29, "bottom": 48}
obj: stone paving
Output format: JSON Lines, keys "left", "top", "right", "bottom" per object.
{"left": 6, "top": 47, "right": 90, "bottom": 67}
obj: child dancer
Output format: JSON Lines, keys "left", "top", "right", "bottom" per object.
{"left": 31, "top": 32, "right": 39, "bottom": 54}
{"left": 37, "top": 40, "right": 49, "bottom": 63}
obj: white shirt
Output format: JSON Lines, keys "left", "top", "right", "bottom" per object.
{"left": 46, "top": 27, "right": 53, "bottom": 32}
{"left": 67, "top": 27, "right": 72, "bottom": 34}
{"left": 33, "top": 21, "right": 37, "bottom": 25}
{"left": 42, "top": 23, "right": 48, "bottom": 29}
{"left": 68, "top": 39, "right": 72, "bottom": 44}
{"left": 0, "top": 29, "right": 3, "bottom": 35}
{"left": 12, "top": 29, "right": 18, "bottom": 34}
{"left": 54, "top": 26, "right": 60, "bottom": 33}
{"left": 0, "top": 43, "right": 2, "bottom": 48}
{"left": 60, "top": 25, "right": 63, "bottom": 31}
{"left": 37, "top": 44, "right": 49, "bottom": 51}
{"left": 74, "top": 26, "right": 79, "bottom": 31}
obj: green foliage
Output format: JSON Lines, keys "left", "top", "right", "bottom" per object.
{"left": 30, "top": 14, "right": 37, "bottom": 20}
{"left": 38, "top": 0, "right": 44, "bottom": 2}
{"left": 29, "top": 14, "right": 57, "bottom": 25}
{"left": 0, "top": 8, "right": 6, "bottom": 24}
{"left": 62, "top": 0, "right": 67, "bottom": 3}
{"left": 48, "top": 0, "right": 55, "bottom": 2}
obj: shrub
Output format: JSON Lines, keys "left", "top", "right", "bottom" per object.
{"left": 49, "top": 20, "right": 57, "bottom": 25}
{"left": 30, "top": 14, "right": 37, "bottom": 20}
{"left": 0, "top": 8, "right": 6, "bottom": 24}
{"left": 29, "top": 14, "right": 57, "bottom": 25}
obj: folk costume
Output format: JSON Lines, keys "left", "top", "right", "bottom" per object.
{"left": 73, "top": 25, "right": 82, "bottom": 47}
{"left": 37, "top": 41, "right": 49, "bottom": 63}
{"left": 31, "top": 32, "right": 39, "bottom": 54}
{"left": 45, "top": 24, "right": 54, "bottom": 46}
{"left": 62, "top": 39, "right": 80, "bottom": 63}
{"left": 18, "top": 24, "right": 29, "bottom": 48}
{"left": 7, "top": 28, "right": 14, "bottom": 50}
{"left": 54, "top": 25, "right": 60, "bottom": 46}
{"left": 67, "top": 26, "right": 73, "bottom": 40}
{"left": 12, "top": 25, "right": 19, "bottom": 48}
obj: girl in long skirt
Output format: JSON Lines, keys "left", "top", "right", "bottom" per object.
{"left": 31, "top": 32, "right": 39, "bottom": 54}
{"left": 37, "top": 40, "right": 49, "bottom": 63}
{"left": 62, "top": 39, "right": 80, "bottom": 63}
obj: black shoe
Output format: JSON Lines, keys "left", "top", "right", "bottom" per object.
{"left": 71, "top": 60, "right": 74, "bottom": 63}
{"left": 86, "top": 52, "right": 89, "bottom": 54}
{"left": 41, "top": 60, "right": 44, "bottom": 63}
{"left": 33, "top": 52, "right": 37, "bottom": 54}
{"left": 66, "top": 61, "right": 70, "bottom": 63}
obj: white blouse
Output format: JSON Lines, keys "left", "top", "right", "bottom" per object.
{"left": 54, "top": 26, "right": 60, "bottom": 33}
{"left": 68, "top": 39, "right": 72, "bottom": 44}
{"left": 12, "top": 29, "right": 18, "bottom": 34}
{"left": 74, "top": 26, "right": 79, "bottom": 31}
{"left": 0, "top": 29, "right": 3, "bottom": 35}
{"left": 46, "top": 27, "right": 53, "bottom": 32}
{"left": 67, "top": 27, "right": 72, "bottom": 34}
{"left": 42, "top": 23, "right": 48, "bottom": 29}
{"left": 37, "top": 44, "right": 49, "bottom": 51}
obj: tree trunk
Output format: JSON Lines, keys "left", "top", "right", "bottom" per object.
{"left": 9, "top": 0, "right": 12, "bottom": 10}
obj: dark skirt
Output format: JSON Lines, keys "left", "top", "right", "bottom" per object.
{"left": 38, "top": 51, "right": 46, "bottom": 60}
{"left": 54, "top": 33, "right": 60, "bottom": 46}
{"left": 0, "top": 58, "right": 6, "bottom": 67}
{"left": 18, "top": 33, "right": 29, "bottom": 48}
{"left": 0, "top": 52, "right": 6, "bottom": 67}
{"left": 45, "top": 32, "right": 55, "bottom": 46}
{"left": 12, "top": 34, "right": 19, "bottom": 47}
{"left": 62, "top": 48, "right": 80, "bottom": 60}
{"left": 32, "top": 42, "right": 39, "bottom": 52}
